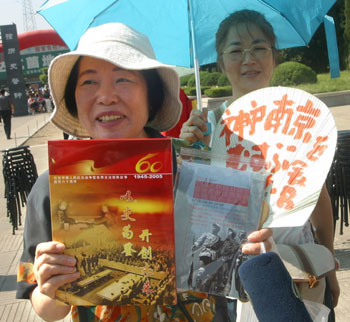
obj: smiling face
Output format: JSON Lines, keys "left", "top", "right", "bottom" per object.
{"left": 220, "top": 23, "right": 275, "bottom": 100}
{"left": 75, "top": 56, "right": 149, "bottom": 139}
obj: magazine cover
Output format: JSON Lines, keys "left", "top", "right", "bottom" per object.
{"left": 48, "top": 139, "right": 176, "bottom": 306}
{"left": 174, "top": 160, "right": 266, "bottom": 299}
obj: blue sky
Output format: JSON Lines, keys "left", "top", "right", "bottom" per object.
{"left": 0, "top": 0, "right": 52, "bottom": 34}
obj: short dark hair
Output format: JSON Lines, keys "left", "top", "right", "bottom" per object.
{"left": 0, "top": 88, "right": 5, "bottom": 95}
{"left": 64, "top": 58, "right": 164, "bottom": 124}
{"left": 216, "top": 10, "right": 277, "bottom": 68}
{"left": 64, "top": 57, "right": 81, "bottom": 118}
{"left": 140, "top": 69, "right": 164, "bottom": 123}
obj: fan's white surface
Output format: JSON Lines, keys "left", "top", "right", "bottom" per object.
{"left": 211, "top": 87, "right": 337, "bottom": 228}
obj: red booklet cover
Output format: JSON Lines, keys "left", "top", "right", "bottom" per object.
{"left": 48, "top": 139, "right": 176, "bottom": 306}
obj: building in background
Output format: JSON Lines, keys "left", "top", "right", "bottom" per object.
{"left": 0, "top": 28, "right": 69, "bottom": 88}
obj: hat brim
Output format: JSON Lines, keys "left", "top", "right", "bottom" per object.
{"left": 49, "top": 41, "right": 182, "bottom": 138}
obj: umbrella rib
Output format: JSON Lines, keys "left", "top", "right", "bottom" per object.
{"left": 258, "top": 0, "right": 308, "bottom": 46}
{"left": 89, "top": 0, "right": 121, "bottom": 25}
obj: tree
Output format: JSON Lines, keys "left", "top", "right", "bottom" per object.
{"left": 345, "top": 0, "right": 350, "bottom": 68}
{"left": 280, "top": 0, "right": 346, "bottom": 73}
{"left": 39, "top": 67, "right": 48, "bottom": 84}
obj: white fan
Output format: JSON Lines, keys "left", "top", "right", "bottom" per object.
{"left": 211, "top": 86, "right": 337, "bottom": 228}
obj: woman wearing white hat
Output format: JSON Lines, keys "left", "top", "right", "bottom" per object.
{"left": 16, "top": 22, "right": 271, "bottom": 321}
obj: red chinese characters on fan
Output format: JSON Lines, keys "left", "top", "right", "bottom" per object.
{"left": 217, "top": 91, "right": 333, "bottom": 212}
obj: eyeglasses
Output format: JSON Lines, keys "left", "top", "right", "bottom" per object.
{"left": 222, "top": 44, "right": 272, "bottom": 61}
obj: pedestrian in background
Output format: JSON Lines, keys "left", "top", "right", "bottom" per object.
{"left": 0, "top": 88, "right": 15, "bottom": 139}
{"left": 27, "top": 93, "right": 38, "bottom": 115}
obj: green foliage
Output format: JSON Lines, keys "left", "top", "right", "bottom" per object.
{"left": 184, "top": 87, "right": 197, "bottom": 96}
{"left": 187, "top": 71, "right": 209, "bottom": 87}
{"left": 345, "top": 0, "right": 350, "bottom": 66}
{"left": 184, "top": 86, "right": 212, "bottom": 96}
{"left": 186, "top": 75, "right": 195, "bottom": 87}
{"left": 201, "top": 72, "right": 222, "bottom": 86}
{"left": 185, "top": 69, "right": 350, "bottom": 97}
{"left": 280, "top": 0, "right": 346, "bottom": 72}
{"left": 217, "top": 73, "right": 231, "bottom": 86}
{"left": 270, "top": 62, "right": 317, "bottom": 86}
{"left": 200, "top": 63, "right": 219, "bottom": 72}
{"left": 345, "top": 0, "right": 350, "bottom": 39}
{"left": 39, "top": 67, "right": 48, "bottom": 84}
{"left": 201, "top": 86, "right": 211, "bottom": 94}
{"left": 180, "top": 74, "right": 193, "bottom": 86}
{"left": 294, "top": 70, "right": 350, "bottom": 93}
{"left": 204, "top": 86, "right": 232, "bottom": 97}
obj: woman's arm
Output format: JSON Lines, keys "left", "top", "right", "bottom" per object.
{"left": 30, "top": 287, "right": 71, "bottom": 322}
{"left": 311, "top": 184, "right": 335, "bottom": 252}
{"left": 310, "top": 184, "right": 340, "bottom": 307}
{"left": 16, "top": 172, "right": 78, "bottom": 319}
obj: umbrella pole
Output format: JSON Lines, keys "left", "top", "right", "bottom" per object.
{"left": 193, "top": 56, "right": 202, "bottom": 111}
{"left": 188, "top": 0, "right": 202, "bottom": 111}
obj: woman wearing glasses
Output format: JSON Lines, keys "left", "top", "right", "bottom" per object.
{"left": 180, "top": 9, "right": 339, "bottom": 321}
{"left": 180, "top": 10, "right": 276, "bottom": 146}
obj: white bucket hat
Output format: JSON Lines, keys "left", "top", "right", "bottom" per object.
{"left": 49, "top": 22, "right": 182, "bottom": 138}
